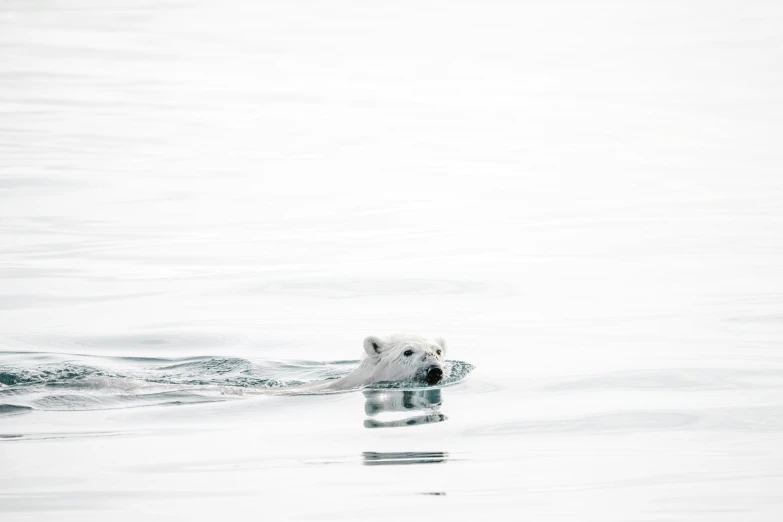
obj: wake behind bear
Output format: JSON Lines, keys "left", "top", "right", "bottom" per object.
{"left": 295, "top": 334, "right": 447, "bottom": 392}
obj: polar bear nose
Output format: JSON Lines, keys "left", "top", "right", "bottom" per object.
{"left": 425, "top": 366, "right": 443, "bottom": 385}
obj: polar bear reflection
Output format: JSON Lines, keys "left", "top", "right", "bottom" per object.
{"left": 362, "top": 389, "right": 447, "bottom": 428}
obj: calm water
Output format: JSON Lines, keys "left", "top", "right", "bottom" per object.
{"left": 2, "top": 0, "right": 783, "bottom": 520}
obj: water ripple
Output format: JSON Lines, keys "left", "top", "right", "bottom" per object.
{"left": 247, "top": 278, "right": 511, "bottom": 298}
{"left": 9, "top": 333, "right": 240, "bottom": 351}
{"left": 543, "top": 368, "right": 783, "bottom": 392}
{"left": 466, "top": 406, "right": 783, "bottom": 436}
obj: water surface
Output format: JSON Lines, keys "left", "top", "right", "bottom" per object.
{"left": 2, "top": 0, "right": 783, "bottom": 520}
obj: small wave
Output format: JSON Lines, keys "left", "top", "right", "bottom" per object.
{"left": 0, "top": 404, "right": 33, "bottom": 416}
{"left": 0, "top": 353, "right": 473, "bottom": 411}
{"left": 0, "top": 363, "right": 108, "bottom": 386}
{"left": 9, "top": 333, "right": 240, "bottom": 352}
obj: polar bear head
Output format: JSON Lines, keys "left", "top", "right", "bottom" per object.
{"left": 362, "top": 334, "right": 447, "bottom": 385}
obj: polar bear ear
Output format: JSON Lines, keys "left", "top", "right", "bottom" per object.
{"left": 363, "top": 336, "right": 384, "bottom": 356}
{"left": 436, "top": 337, "right": 447, "bottom": 355}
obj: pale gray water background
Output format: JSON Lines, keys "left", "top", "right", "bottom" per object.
{"left": 2, "top": 0, "right": 783, "bottom": 519}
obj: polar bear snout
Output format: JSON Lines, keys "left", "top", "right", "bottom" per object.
{"left": 425, "top": 366, "right": 443, "bottom": 385}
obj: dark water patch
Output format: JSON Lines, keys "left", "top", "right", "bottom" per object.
{"left": 0, "top": 363, "right": 108, "bottom": 386}
{"left": 362, "top": 451, "right": 449, "bottom": 466}
{"left": 0, "top": 404, "right": 33, "bottom": 416}
{"left": 0, "top": 430, "right": 134, "bottom": 443}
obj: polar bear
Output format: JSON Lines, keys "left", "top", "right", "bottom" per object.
{"left": 302, "top": 334, "right": 447, "bottom": 392}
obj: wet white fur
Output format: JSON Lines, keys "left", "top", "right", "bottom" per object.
{"left": 314, "top": 334, "right": 447, "bottom": 391}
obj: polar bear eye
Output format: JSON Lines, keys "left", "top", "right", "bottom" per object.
{"left": 403, "top": 349, "right": 414, "bottom": 357}
{"left": 437, "top": 349, "right": 442, "bottom": 356}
